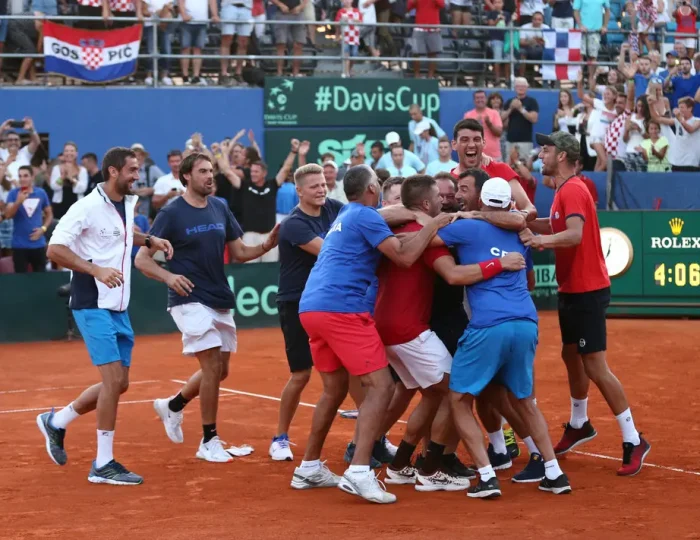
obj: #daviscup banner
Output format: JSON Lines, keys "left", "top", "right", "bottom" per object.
{"left": 43, "top": 21, "right": 141, "bottom": 83}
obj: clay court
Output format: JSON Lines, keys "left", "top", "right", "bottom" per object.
{"left": 1, "top": 312, "right": 698, "bottom": 540}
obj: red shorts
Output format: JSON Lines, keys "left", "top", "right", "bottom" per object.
{"left": 299, "top": 311, "right": 389, "bottom": 376}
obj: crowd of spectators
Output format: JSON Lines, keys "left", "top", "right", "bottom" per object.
{"left": 2, "top": 0, "right": 700, "bottom": 83}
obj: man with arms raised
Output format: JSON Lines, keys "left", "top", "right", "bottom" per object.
{"left": 520, "top": 131, "right": 650, "bottom": 476}
{"left": 290, "top": 165, "right": 449, "bottom": 504}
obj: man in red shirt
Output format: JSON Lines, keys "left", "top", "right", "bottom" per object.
{"left": 374, "top": 174, "right": 525, "bottom": 492}
{"left": 450, "top": 119, "right": 537, "bottom": 220}
{"left": 520, "top": 131, "right": 651, "bottom": 477}
{"left": 407, "top": 0, "right": 444, "bottom": 79}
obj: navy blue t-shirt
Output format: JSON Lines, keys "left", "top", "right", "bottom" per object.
{"left": 112, "top": 199, "right": 126, "bottom": 224}
{"left": 277, "top": 198, "right": 344, "bottom": 302}
{"left": 149, "top": 196, "right": 243, "bottom": 310}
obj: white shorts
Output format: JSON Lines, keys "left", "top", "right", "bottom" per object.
{"left": 386, "top": 330, "right": 452, "bottom": 390}
{"left": 169, "top": 303, "right": 238, "bottom": 356}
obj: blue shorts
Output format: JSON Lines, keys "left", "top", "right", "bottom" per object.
{"left": 180, "top": 24, "right": 207, "bottom": 49}
{"left": 73, "top": 309, "right": 135, "bottom": 367}
{"left": 343, "top": 43, "right": 359, "bottom": 57}
{"left": 449, "top": 319, "right": 538, "bottom": 399}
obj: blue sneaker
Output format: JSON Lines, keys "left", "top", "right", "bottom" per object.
{"left": 344, "top": 442, "right": 382, "bottom": 469}
{"left": 487, "top": 443, "right": 512, "bottom": 471}
{"left": 36, "top": 410, "right": 67, "bottom": 466}
{"left": 88, "top": 460, "right": 143, "bottom": 485}
{"left": 511, "top": 452, "right": 545, "bottom": 483}
{"left": 270, "top": 434, "right": 294, "bottom": 461}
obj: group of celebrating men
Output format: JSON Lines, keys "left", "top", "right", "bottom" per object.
{"left": 34, "top": 117, "right": 650, "bottom": 500}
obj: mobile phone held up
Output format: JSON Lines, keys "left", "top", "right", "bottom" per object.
{"left": 8, "top": 121, "right": 24, "bottom": 129}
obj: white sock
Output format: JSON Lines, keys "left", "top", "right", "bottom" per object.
{"left": 570, "top": 397, "right": 589, "bottom": 429}
{"left": 615, "top": 408, "right": 641, "bottom": 445}
{"left": 544, "top": 459, "right": 564, "bottom": 480}
{"left": 488, "top": 430, "right": 507, "bottom": 455}
{"left": 300, "top": 459, "right": 321, "bottom": 470}
{"left": 478, "top": 465, "right": 496, "bottom": 482}
{"left": 50, "top": 403, "right": 79, "bottom": 430}
{"left": 532, "top": 398, "right": 537, "bottom": 406}
{"left": 501, "top": 416, "right": 507, "bottom": 427}
{"left": 95, "top": 430, "right": 114, "bottom": 469}
{"left": 349, "top": 464, "right": 370, "bottom": 474}
{"left": 523, "top": 436, "right": 540, "bottom": 455}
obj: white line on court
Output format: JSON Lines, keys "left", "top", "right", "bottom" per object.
{"left": 170, "top": 379, "right": 700, "bottom": 478}
{"left": 0, "top": 380, "right": 163, "bottom": 395}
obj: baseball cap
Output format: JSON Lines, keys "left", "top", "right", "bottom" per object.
{"left": 323, "top": 160, "right": 338, "bottom": 170}
{"left": 667, "top": 50, "right": 679, "bottom": 57}
{"left": 413, "top": 119, "right": 431, "bottom": 135}
{"left": 130, "top": 143, "right": 146, "bottom": 152}
{"left": 535, "top": 131, "right": 580, "bottom": 162}
{"left": 385, "top": 131, "right": 401, "bottom": 146}
{"left": 480, "top": 177, "right": 512, "bottom": 209}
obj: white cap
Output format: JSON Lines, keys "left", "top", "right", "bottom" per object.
{"left": 413, "top": 119, "right": 431, "bottom": 135}
{"left": 323, "top": 160, "right": 338, "bottom": 170}
{"left": 480, "top": 177, "right": 512, "bottom": 209}
{"left": 385, "top": 131, "right": 401, "bottom": 146}
{"left": 131, "top": 143, "right": 146, "bottom": 152}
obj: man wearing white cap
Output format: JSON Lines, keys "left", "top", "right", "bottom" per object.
{"left": 376, "top": 132, "right": 426, "bottom": 173}
{"left": 413, "top": 119, "right": 440, "bottom": 166}
{"left": 408, "top": 103, "right": 445, "bottom": 151}
{"left": 433, "top": 173, "right": 572, "bottom": 499}
{"left": 322, "top": 160, "right": 348, "bottom": 204}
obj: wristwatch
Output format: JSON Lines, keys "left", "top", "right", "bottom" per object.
{"left": 145, "top": 235, "right": 152, "bottom": 248}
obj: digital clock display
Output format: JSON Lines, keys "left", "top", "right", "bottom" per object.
{"left": 646, "top": 256, "right": 700, "bottom": 296}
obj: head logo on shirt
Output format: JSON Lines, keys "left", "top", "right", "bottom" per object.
{"left": 186, "top": 223, "right": 225, "bottom": 236}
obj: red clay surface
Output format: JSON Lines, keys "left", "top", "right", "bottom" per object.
{"left": 1, "top": 312, "right": 699, "bottom": 540}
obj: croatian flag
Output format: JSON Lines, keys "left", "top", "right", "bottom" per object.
{"left": 542, "top": 29, "right": 582, "bottom": 81}
{"left": 43, "top": 21, "right": 141, "bottom": 83}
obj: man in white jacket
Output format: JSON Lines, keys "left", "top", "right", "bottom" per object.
{"left": 36, "top": 147, "right": 173, "bottom": 486}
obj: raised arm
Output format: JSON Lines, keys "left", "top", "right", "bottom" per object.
{"left": 212, "top": 141, "right": 243, "bottom": 189}
{"left": 276, "top": 139, "right": 300, "bottom": 186}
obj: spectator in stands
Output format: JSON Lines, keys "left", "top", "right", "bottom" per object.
{"left": 507, "top": 144, "right": 537, "bottom": 203}
{"left": 486, "top": 0, "right": 511, "bottom": 84}
{"left": 577, "top": 70, "right": 618, "bottom": 170}
{"left": 639, "top": 120, "right": 670, "bottom": 171}
{"left": 674, "top": 0, "right": 697, "bottom": 58}
{"left": 0, "top": 118, "right": 40, "bottom": 181}
{"left": 275, "top": 139, "right": 302, "bottom": 221}
{"left": 408, "top": 103, "right": 444, "bottom": 151}
{"left": 627, "top": 0, "right": 659, "bottom": 54}
{"left": 321, "top": 160, "right": 348, "bottom": 203}
{"left": 375, "top": 0, "right": 398, "bottom": 62}
{"left": 359, "top": 0, "right": 380, "bottom": 60}
{"left": 0, "top": 162, "right": 12, "bottom": 256}
{"left": 408, "top": 0, "right": 443, "bottom": 79}
{"left": 604, "top": 79, "right": 636, "bottom": 172}
{"left": 142, "top": 0, "right": 175, "bottom": 86}
{"left": 650, "top": 96, "right": 700, "bottom": 171}
{"left": 81, "top": 152, "right": 103, "bottom": 195}
{"left": 49, "top": 142, "right": 88, "bottom": 220}
{"left": 519, "top": 0, "right": 546, "bottom": 25}
{"left": 220, "top": 0, "right": 254, "bottom": 85}
{"left": 131, "top": 143, "right": 164, "bottom": 218}
{"left": 486, "top": 91, "right": 507, "bottom": 159}
{"left": 464, "top": 89, "right": 504, "bottom": 161}
{"left": 622, "top": 95, "right": 651, "bottom": 171}
{"left": 0, "top": 0, "right": 7, "bottom": 80}
{"left": 550, "top": 0, "right": 575, "bottom": 28}
{"left": 426, "top": 136, "right": 457, "bottom": 175}
{"left": 618, "top": 45, "right": 654, "bottom": 98}
{"left": 105, "top": 0, "right": 142, "bottom": 27}
{"left": 381, "top": 176, "right": 403, "bottom": 206}
{"left": 542, "top": 160, "right": 598, "bottom": 203}
{"left": 502, "top": 77, "right": 539, "bottom": 160}
{"left": 376, "top": 131, "right": 425, "bottom": 172}
{"left": 272, "top": 0, "right": 308, "bottom": 77}
{"left": 152, "top": 150, "right": 185, "bottom": 210}
{"left": 335, "top": 0, "right": 363, "bottom": 77}
{"left": 518, "top": 11, "right": 549, "bottom": 77}
{"left": 386, "top": 146, "right": 418, "bottom": 177}
{"left": 553, "top": 89, "right": 577, "bottom": 133}
{"left": 178, "top": 0, "right": 218, "bottom": 85}
{"left": 3, "top": 165, "right": 53, "bottom": 273}
{"left": 252, "top": 0, "right": 266, "bottom": 40}
{"left": 665, "top": 56, "right": 699, "bottom": 109}
{"left": 369, "top": 141, "right": 385, "bottom": 168}
{"left": 452, "top": 0, "right": 474, "bottom": 37}
{"left": 574, "top": 0, "right": 610, "bottom": 63}
{"left": 5, "top": 0, "right": 37, "bottom": 85}
{"left": 413, "top": 119, "right": 439, "bottom": 165}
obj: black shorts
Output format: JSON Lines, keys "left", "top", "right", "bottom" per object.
{"left": 558, "top": 287, "right": 610, "bottom": 355}
{"left": 278, "top": 300, "right": 313, "bottom": 373}
{"left": 431, "top": 312, "right": 469, "bottom": 357}
{"left": 12, "top": 247, "right": 47, "bottom": 273}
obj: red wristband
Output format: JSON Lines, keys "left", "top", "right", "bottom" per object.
{"left": 479, "top": 258, "right": 503, "bottom": 280}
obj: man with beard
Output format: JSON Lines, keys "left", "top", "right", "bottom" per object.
{"left": 450, "top": 119, "right": 537, "bottom": 219}
{"left": 520, "top": 131, "right": 650, "bottom": 477}
{"left": 38, "top": 147, "right": 173, "bottom": 485}
{"left": 136, "top": 153, "right": 279, "bottom": 464}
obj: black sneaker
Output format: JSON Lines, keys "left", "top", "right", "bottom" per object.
{"left": 372, "top": 435, "right": 396, "bottom": 464}
{"left": 487, "top": 443, "right": 513, "bottom": 470}
{"left": 88, "top": 460, "right": 143, "bottom": 485}
{"left": 441, "top": 452, "right": 478, "bottom": 480}
{"left": 36, "top": 410, "right": 67, "bottom": 466}
{"left": 343, "top": 442, "right": 382, "bottom": 469}
{"left": 512, "top": 452, "right": 545, "bottom": 483}
{"left": 467, "top": 476, "right": 501, "bottom": 499}
{"left": 538, "top": 473, "right": 572, "bottom": 495}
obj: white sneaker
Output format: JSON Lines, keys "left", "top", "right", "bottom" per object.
{"left": 269, "top": 436, "right": 294, "bottom": 461}
{"left": 153, "top": 398, "right": 184, "bottom": 444}
{"left": 196, "top": 436, "right": 233, "bottom": 463}
{"left": 415, "top": 470, "right": 469, "bottom": 492}
{"left": 338, "top": 469, "right": 397, "bottom": 504}
{"left": 144, "top": 76, "right": 153, "bottom": 85}
{"left": 385, "top": 465, "right": 416, "bottom": 485}
{"left": 290, "top": 462, "right": 340, "bottom": 489}
{"left": 161, "top": 76, "right": 173, "bottom": 86}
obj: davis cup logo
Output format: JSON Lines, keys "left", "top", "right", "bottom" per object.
{"left": 79, "top": 38, "right": 105, "bottom": 70}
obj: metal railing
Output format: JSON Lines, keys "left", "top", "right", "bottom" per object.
{"left": 0, "top": 14, "right": 689, "bottom": 87}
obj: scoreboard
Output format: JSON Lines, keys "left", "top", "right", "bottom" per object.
{"left": 598, "top": 211, "right": 700, "bottom": 317}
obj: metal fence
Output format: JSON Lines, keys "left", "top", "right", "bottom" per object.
{"left": 0, "top": 14, "right": 693, "bottom": 87}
